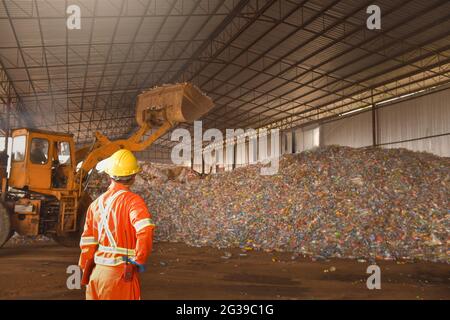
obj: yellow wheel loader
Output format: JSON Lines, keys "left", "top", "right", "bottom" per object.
{"left": 0, "top": 83, "right": 213, "bottom": 247}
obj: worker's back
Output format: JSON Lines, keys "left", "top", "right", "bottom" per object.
{"left": 80, "top": 180, "right": 154, "bottom": 268}
{"left": 78, "top": 149, "right": 154, "bottom": 300}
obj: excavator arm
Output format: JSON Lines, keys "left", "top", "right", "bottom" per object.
{"left": 75, "top": 83, "right": 213, "bottom": 192}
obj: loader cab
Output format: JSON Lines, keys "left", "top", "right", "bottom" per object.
{"left": 8, "top": 128, "right": 76, "bottom": 192}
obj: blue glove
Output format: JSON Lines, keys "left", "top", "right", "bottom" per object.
{"left": 122, "top": 257, "right": 146, "bottom": 273}
{"left": 134, "top": 262, "right": 146, "bottom": 273}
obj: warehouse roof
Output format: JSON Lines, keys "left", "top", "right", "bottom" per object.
{"left": 0, "top": 0, "right": 449, "bottom": 155}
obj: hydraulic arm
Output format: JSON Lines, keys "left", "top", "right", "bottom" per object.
{"left": 75, "top": 83, "right": 213, "bottom": 194}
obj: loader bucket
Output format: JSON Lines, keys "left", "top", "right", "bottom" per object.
{"left": 135, "top": 83, "right": 214, "bottom": 127}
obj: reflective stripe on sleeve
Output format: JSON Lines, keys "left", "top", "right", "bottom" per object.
{"left": 134, "top": 218, "right": 155, "bottom": 232}
{"left": 80, "top": 236, "right": 98, "bottom": 246}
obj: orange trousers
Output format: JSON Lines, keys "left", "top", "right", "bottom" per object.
{"left": 86, "top": 265, "right": 140, "bottom": 300}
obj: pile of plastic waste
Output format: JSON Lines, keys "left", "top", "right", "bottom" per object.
{"left": 88, "top": 146, "right": 449, "bottom": 263}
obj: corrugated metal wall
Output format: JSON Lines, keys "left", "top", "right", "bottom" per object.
{"left": 319, "top": 88, "right": 450, "bottom": 157}
{"left": 294, "top": 125, "right": 320, "bottom": 152}
{"left": 193, "top": 87, "right": 449, "bottom": 173}
{"left": 377, "top": 89, "right": 450, "bottom": 156}
{"left": 321, "top": 111, "right": 372, "bottom": 148}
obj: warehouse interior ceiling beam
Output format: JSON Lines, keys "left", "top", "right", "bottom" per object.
{"left": 0, "top": 0, "right": 449, "bottom": 159}
{"left": 0, "top": 59, "right": 34, "bottom": 129}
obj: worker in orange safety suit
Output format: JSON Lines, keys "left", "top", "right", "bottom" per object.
{"left": 78, "top": 149, "right": 155, "bottom": 300}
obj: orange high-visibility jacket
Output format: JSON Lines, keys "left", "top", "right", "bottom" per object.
{"left": 78, "top": 181, "right": 155, "bottom": 271}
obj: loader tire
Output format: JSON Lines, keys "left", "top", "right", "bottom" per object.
{"left": 0, "top": 202, "right": 12, "bottom": 248}
{"left": 52, "top": 193, "right": 92, "bottom": 247}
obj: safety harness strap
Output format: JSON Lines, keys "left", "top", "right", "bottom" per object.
{"left": 97, "top": 189, "right": 127, "bottom": 248}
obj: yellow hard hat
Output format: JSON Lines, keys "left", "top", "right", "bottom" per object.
{"left": 105, "top": 149, "right": 140, "bottom": 177}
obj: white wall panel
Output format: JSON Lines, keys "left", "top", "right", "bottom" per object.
{"left": 378, "top": 89, "right": 450, "bottom": 157}
{"left": 295, "top": 125, "right": 320, "bottom": 152}
{"left": 321, "top": 111, "right": 372, "bottom": 148}
{"left": 318, "top": 88, "right": 450, "bottom": 157}
{"left": 281, "top": 131, "right": 293, "bottom": 154}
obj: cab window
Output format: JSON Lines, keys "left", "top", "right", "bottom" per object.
{"left": 30, "top": 138, "right": 49, "bottom": 164}
{"left": 57, "top": 141, "right": 71, "bottom": 165}
{"left": 12, "top": 135, "right": 26, "bottom": 162}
